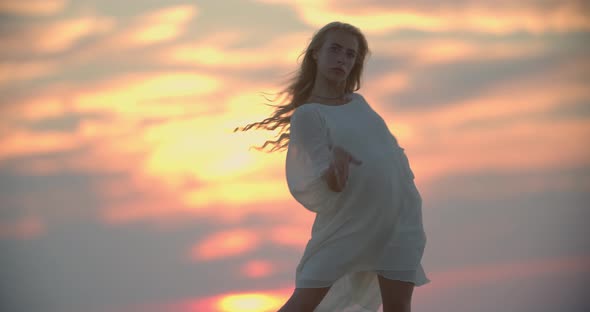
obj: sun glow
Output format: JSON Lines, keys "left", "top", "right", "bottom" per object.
{"left": 217, "top": 293, "right": 284, "bottom": 312}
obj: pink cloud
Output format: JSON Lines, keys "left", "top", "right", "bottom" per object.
{"left": 190, "top": 228, "right": 263, "bottom": 261}
{"left": 0, "top": 215, "right": 45, "bottom": 239}
{"left": 265, "top": 224, "right": 311, "bottom": 249}
{"left": 240, "top": 259, "right": 276, "bottom": 278}
{"left": 187, "top": 220, "right": 312, "bottom": 262}
{"left": 0, "top": 0, "right": 66, "bottom": 16}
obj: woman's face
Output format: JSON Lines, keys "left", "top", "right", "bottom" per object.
{"left": 313, "top": 30, "right": 358, "bottom": 83}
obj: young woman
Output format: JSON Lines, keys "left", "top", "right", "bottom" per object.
{"left": 235, "top": 21, "right": 429, "bottom": 312}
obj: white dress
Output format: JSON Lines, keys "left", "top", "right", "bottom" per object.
{"left": 285, "top": 92, "right": 430, "bottom": 311}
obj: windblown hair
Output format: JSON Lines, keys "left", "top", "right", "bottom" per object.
{"left": 233, "top": 21, "right": 371, "bottom": 153}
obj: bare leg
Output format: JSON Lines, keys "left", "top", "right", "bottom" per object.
{"left": 377, "top": 274, "right": 414, "bottom": 312}
{"left": 277, "top": 286, "right": 331, "bottom": 312}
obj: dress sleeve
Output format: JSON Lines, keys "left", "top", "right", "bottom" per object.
{"left": 398, "top": 148, "right": 416, "bottom": 181}
{"left": 285, "top": 105, "right": 339, "bottom": 214}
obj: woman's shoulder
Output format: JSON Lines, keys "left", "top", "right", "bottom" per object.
{"left": 294, "top": 102, "right": 318, "bottom": 113}
{"left": 355, "top": 92, "right": 367, "bottom": 102}
{"left": 292, "top": 103, "right": 323, "bottom": 121}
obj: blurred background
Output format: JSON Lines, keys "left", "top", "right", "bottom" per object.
{"left": 1, "top": 0, "right": 589, "bottom": 311}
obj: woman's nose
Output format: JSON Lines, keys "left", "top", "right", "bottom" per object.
{"left": 336, "top": 52, "right": 345, "bottom": 64}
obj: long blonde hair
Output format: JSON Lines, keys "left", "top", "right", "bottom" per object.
{"left": 233, "top": 21, "right": 371, "bottom": 153}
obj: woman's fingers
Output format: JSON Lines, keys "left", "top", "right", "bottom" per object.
{"left": 332, "top": 164, "right": 341, "bottom": 190}
{"left": 349, "top": 156, "right": 362, "bottom": 165}
{"left": 339, "top": 148, "right": 362, "bottom": 166}
{"left": 332, "top": 160, "right": 347, "bottom": 191}
{"left": 339, "top": 159, "right": 349, "bottom": 189}
{"left": 330, "top": 145, "right": 362, "bottom": 191}
{"left": 334, "top": 147, "right": 359, "bottom": 163}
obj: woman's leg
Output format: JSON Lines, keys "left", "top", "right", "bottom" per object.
{"left": 377, "top": 274, "right": 414, "bottom": 312}
{"left": 277, "top": 286, "right": 331, "bottom": 312}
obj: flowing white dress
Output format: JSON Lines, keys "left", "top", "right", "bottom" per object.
{"left": 285, "top": 92, "right": 430, "bottom": 311}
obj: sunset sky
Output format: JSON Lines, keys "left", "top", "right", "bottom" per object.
{"left": 1, "top": 0, "right": 589, "bottom": 311}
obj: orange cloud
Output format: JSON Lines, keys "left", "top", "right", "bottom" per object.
{"left": 0, "top": 61, "right": 56, "bottom": 85}
{"left": 181, "top": 181, "right": 288, "bottom": 208}
{"left": 190, "top": 228, "right": 262, "bottom": 261}
{"left": 0, "top": 130, "right": 81, "bottom": 161}
{"left": 77, "top": 82, "right": 288, "bottom": 208}
{"left": 265, "top": 224, "right": 311, "bottom": 249}
{"left": 420, "top": 63, "right": 588, "bottom": 130}
{"left": 371, "top": 37, "right": 548, "bottom": 68}
{"left": 240, "top": 259, "right": 276, "bottom": 278}
{"left": 0, "top": 91, "right": 69, "bottom": 123}
{"left": 390, "top": 115, "right": 589, "bottom": 193}
{"left": 369, "top": 55, "right": 590, "bottom": 188}
{"left": 161, "top": 31, "right": 311, "bottom": 69}
{"left": 1, "top": 70, "right": 284, "bottom": 213}
{"left": 360, "top": 37, "right": 551, "bottom": 108}
{"left": 119, "top": 5, "right": 198, "bottom": 45}
{"left": 99, "top": 192, "right": 185, "bottom": 226}
{"left": 187, "top": 219, "right": 313, "bottom": 265}
{"left": 0, "top": 16, "right": 114, "bottom": 55}
{"left": 39, "top": 17, "right": 113, "bottom": 52}
{"left": 0, "top": 0, "right": 66, "bottom": 16}
{"left": 71, "top": 71, "right": 221, "bottom": 117}
{"left": 256, "top": 0, "right": 590, "bottom": 34}
{"left": 67, "top": 4, "right": 198, "bottom": 64}
{"left": 100, "top": 196, "right": 313, "bottom": 238}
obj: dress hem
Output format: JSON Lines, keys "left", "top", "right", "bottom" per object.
{"left": 296, "top": 265, "right": 431, "bottom": 289}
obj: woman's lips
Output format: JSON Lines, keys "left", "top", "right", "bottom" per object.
{"left": 332, "top": 68, "right": 345, "bottom": 74}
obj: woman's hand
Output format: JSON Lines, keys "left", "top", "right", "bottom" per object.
{"left": 323, "top": 145, "right": 362, "bottom": 192}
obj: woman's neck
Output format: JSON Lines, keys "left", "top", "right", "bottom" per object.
{"left": 311, "top": 75, "right": 346, "bottom": 98}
